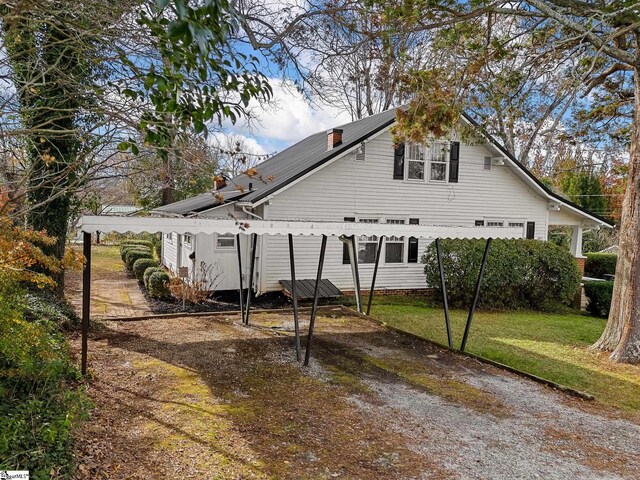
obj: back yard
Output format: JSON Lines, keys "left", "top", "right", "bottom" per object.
{"left": 67, "top": 246, "right": 640, "bottom": 479}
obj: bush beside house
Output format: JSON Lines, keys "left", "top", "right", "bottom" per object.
{"left": 148, "top": 271, "right": 171, "bottom": 299}
{"left": 584, "top": 281, "right": 614, "bottom": 317}
{"left": 422, "top": 239, "right": 581, "bottom": 310}
{"left": 133, "top": 258, "right": 159, "bottom": 280}
{"left": 584, "top": 253, "right": 617, "bottom": 279}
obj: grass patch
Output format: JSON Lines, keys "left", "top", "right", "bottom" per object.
{"left": 369, "top": 296, "right": 640, "bottom": 413}
{"left": 90, "top": 245, "right": 125, "bottom": 274}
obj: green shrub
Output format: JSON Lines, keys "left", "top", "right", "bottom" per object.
{"left": 133, "top": 258, "right": 159, "bottom": 280}
{"left": 125, "top": 249, "right": 153, "bottom": 270}
{"left": 24, "top": 289, "right": 81, "bottom": 330}
{"left": 120, "top": 244, "right": 151, "bottom": 262}
{"left": 120, "top": 239, "right": 154, "bottom": 250}
{"left": 422, "top": 239, "right": 581, "bottom": 310}
{"left": 144, "top": 266, "right": 162, "bottom": 289}
{"left": 585, "top": 253, "right": 617, "bottom": 279}
{"left": 148, "top": 271, "right": 171, "bottom": 299}
{"left": 0, "top": 284, "right": 89, "bottom": 477}
{"left": 584, "top": 281, "right": 613, "bottom": 317}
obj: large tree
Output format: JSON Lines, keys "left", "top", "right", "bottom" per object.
{"left": 381, "top": 0, "right": 639, "bottom": 362}
{"left": 0, "top": 0, "right": 271, "bottom": 290}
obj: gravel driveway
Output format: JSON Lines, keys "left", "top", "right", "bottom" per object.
{"left": 72, "top": 309, "right": 640, "bottom": 479}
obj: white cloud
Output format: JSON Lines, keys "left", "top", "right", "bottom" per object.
{"left": 226, "top": 78, "right": 352, "bottom": 145}
{"left": 209, "top": 132, "right": 268, "bottom": 156}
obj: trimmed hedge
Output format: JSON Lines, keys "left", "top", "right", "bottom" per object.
{"left": 148, "top": 271, "right": 171, "bottom": 299}
{"left": 133, "top": 258, "right": 159, "bottom": 280}
{"left": 121, "top": 239, "right": 154, "bottom": 250}
{"left": 125, "top": 249, "right": 153, "bottom": 270}
{"left": 584, "top": 281, "right": 613, "bottom": 317}
{"left": 585, "top": 253, "right": 617, "bottom": 279}
{"left": 120, "top": 245, "right": 151, "bottom": 262}
{"left": 423, "top": 239, "right": 581, "bottom": 310}
{"left": 143, "top": 267, "right": 162, "bottom": 289}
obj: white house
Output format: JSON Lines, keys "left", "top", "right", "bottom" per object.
{"left": 153, "top": 108, "right": 612, "bottom": 294}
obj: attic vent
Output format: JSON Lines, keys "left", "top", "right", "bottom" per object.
{"left": 355, "top": 143, "right": 366, "bottom": 162}
{"left": 484, "top": 156, "right": 492, "bottom": 170}
{"left": 327, "top": 128, "right": 343, "bottom": 150}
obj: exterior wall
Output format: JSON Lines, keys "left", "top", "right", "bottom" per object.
{"left": 161, "top": 232, "right": 179, "bottom": 273}
{"left": 259, "top": 128, "right": 550, "bottom": 292}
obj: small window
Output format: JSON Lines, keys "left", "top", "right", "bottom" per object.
{"left": 385, "top": 235, "right": 404, "bottom": 263}
{"left": 184, "top": 234, "right": 192, "bottom": 247}
{"left": 508, "top": 222, "right": 524, "bottom": 228}
{"left": 484, "top": 157, "right": 492, "bottom": 170}
{"left": 216, "top": 234, "right": 235, "bottom": 249}
{"left": 165, "top": 232, "right": 173, "bottom": 244}
{"left": 408, "top": 237, "right": 419, "bottom": 263}
{"left": 526, "top": 222, "right": 535, "bottom": 239}
{"left": 386, "top": 219, "right": 405, "bottom": 225}
{"left": 487, "top": 221, "right": 504, "bottom": 227}
{"left": 475, "top": 220, "right": 485, "bottom": 226}
{"left": 355, "top": 143, "right": 366, "bottom": 162}
{"left": 409, "top": 218, "right": 419, "bottom": 225}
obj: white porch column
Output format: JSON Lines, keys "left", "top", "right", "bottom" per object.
{"left": 570, "top": 225, "right": 584, "bottom": 258}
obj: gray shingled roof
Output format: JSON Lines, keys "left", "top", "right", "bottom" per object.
{"left": 153, "top": 107, "right": 612, "bottom": 226}
{"left": 153, "top": 108, "right": 397, "bottom": 216}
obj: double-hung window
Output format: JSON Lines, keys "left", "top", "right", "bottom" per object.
{"left": 429, "top": 142, "right": 449, "bottom": 182}
{"left": 385, "top": 219, "right": 405, "bottom": 263}
{"left": 406, "top": 142, "right": 449, "bottom": 182}
{"left": 407, "top": 144, "right": 426, "bottom": 180}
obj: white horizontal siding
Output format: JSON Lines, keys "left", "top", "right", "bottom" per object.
{"left": 260, "top": 129, "right": 550, "bottom": 292}
{"left": 161, "top": 233, "right": 178, "bottom": 273}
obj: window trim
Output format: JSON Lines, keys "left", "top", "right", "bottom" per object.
{"left": 165, "top": 232, "right": 173, "bottom": 245}
{"left": 184, "top": 233, "right": 193, "bottom": 248}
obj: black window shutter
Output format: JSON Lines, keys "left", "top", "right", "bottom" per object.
{"left": 408, "top": 237, "right": 419, "bottom": 263}
{"left": 393, "top": 143, "right": 405, "bottom": 180}
{"left": 343, "top": 217, "right": 355, "bottom": 264}
{"left": 409, "top": 218, "right": 419, "bottom": 225}
{"left": 526, "top": 222, "right": 535, "bottom": 239}
{"left": 449, "top": 141, "right": 460, "bottom": 183}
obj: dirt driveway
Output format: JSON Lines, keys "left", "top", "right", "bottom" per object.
{"left": 70, "top": 309, "right": 640, "bottom": 480}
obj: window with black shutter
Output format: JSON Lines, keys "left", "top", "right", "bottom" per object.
{"left": 449, "top": 141, "right": 460, "bottom": 183}
{"left": 408, "top": 237, "right": 419, "bottom": 263}
{"left": 393, "top": 143, "right": 405, "bottom": 180}
{"left": 475, "top": 220, "right": 485, "bottom": 226}
{"left": 409, "top": 218, "right": 419, "bottom": 225}
{"left": 526, "top": 222, "right": 535, "bottom": 239}
{"left": 342, "top": 217, "right": 356, "bottom": 264}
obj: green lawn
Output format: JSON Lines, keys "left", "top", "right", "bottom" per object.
{"left": 369, "top": 296, "right": 640, "bottom": 414}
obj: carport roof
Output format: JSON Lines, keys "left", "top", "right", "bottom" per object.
{"left": 79, "top": 215, "right": 524, "bottom": 239}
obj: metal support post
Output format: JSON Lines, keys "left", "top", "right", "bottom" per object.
{"left": 304, "top": 235, "right": 328, "bottom": 366}
{"left": 461, "top": 238, "right": 492, "bottom": 352}
{"left": 236, "top": 233, "right": 245, "bottom": 324}
{"left": 435, "top": 238, "right": 453, "bottom": 349}
{"left": 288, "top": 234, "right": 302, "bottom": 361}
{"left": 366, "top": 236, "right": 385, "bottom": 316}
{"left": 81, "top": 232, "right": 91, "bottom": 375}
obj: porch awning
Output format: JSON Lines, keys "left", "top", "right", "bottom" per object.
{"left": 79, "top": 215, "right": 524, "bottom": 239}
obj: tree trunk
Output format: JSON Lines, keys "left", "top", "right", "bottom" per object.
{"left": 593, "top": 66, "right": 640, "bottom": 362}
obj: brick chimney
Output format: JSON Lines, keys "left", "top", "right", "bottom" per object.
{"left": 327, "top": 128, "right": 343, "bottom": 150}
